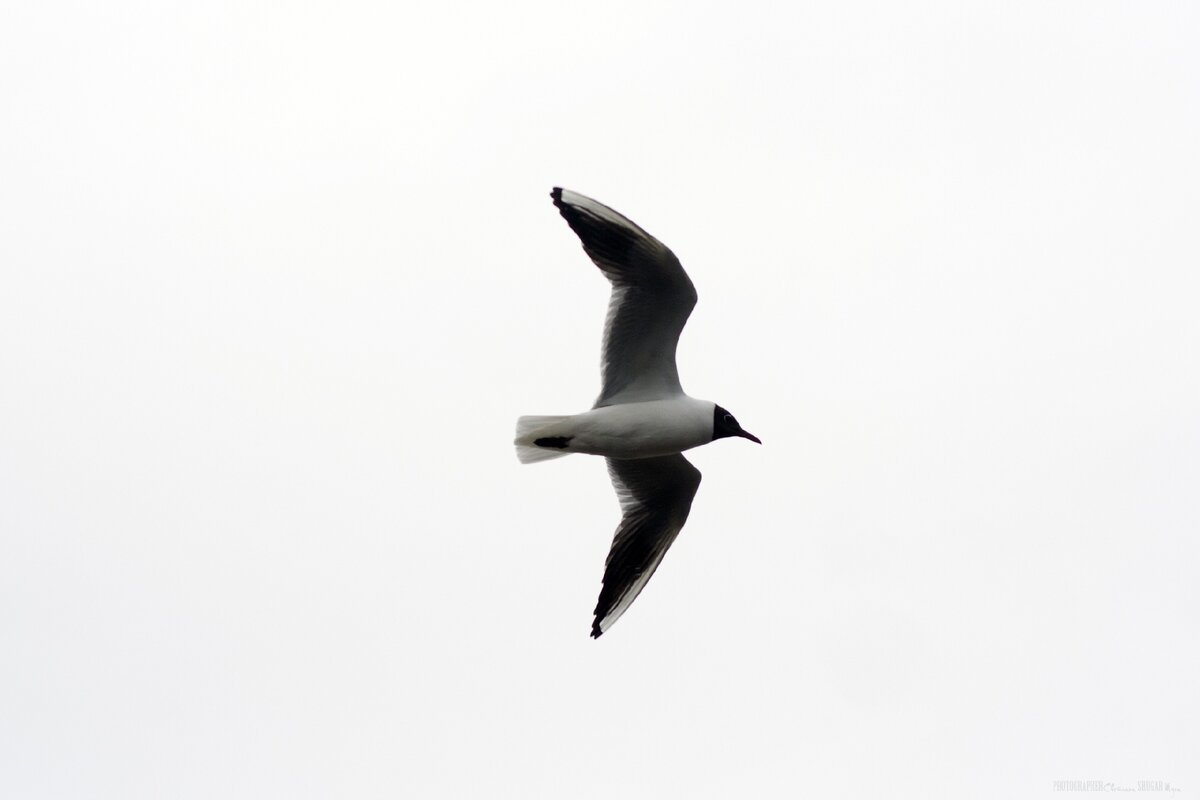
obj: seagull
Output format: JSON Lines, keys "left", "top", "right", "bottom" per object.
{"left": 515, "top": 188, "right": 761, "bottom": 638}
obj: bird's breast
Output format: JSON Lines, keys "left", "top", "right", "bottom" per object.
{"left": 568, "top": 398, "right": 713, "bottom": 459}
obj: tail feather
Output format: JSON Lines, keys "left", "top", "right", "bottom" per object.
{"left": 514, "top": 415, "right": 572, "bottom": 464}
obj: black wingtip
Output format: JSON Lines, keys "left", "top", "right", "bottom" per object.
{"left": 550, "top": 186, "right": 563, "bottom": 205}
{"left": 590, "top": 620, "right": 603, "bottom": 639}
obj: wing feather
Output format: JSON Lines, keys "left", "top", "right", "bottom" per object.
{"left": 592, "top": 454, "right": 702, "bottom": 638}
{"left": 551, "top": 188, "right": 698, "bottom": 407}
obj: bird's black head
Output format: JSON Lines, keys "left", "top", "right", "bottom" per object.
{"left": 712, "top": 405, "right": 761, "bottom": 444}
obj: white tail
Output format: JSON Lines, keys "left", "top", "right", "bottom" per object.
{"left": 514, "top": 415, "right": 571, "bottom": 464}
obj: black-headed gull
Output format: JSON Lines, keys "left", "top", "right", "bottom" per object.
{"left": 515, "top": 188, "right": 760, "bottom": 638}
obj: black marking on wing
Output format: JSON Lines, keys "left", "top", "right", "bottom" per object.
{"left": 533, "top": 436, "right": 572, "bottom": 449}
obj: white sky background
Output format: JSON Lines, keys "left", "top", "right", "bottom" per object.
{"left": 2, "top": 1, "right": 1198, "bottom": 797}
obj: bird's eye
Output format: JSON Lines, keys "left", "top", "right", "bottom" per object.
{"left": 724, "top": 414, "right": 735, "bottom": 426}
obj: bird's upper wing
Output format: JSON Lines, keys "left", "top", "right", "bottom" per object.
{"left": 551, "top": 188, "right": 698, "bottom": 408}
{"left": 592, "top": 454, "right": 702, "bottom": 638}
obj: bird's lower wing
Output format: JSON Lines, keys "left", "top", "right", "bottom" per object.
{"left": 592, "top": 454, "right": 703, "bottom": 638}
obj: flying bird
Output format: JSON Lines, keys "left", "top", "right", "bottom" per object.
{"left": 515, "top": 188, "right": 760, "bottom": 638}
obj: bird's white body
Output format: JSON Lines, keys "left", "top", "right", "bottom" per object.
{"left": 517, "top": 396, "right": 715, "bottom": 461}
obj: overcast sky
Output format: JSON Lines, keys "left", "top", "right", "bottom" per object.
{"left": 2, "top": 2, "right": 1198, "bottom": 798}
